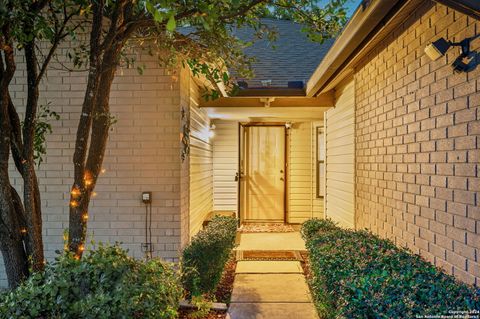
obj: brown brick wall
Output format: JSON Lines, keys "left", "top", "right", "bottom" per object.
{"left": 355, "top": 1, "right": 479, "bottom": 285}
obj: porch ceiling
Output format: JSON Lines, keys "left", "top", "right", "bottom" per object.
{"left": 204, "top": 106, "right": 329, "bottom": 121}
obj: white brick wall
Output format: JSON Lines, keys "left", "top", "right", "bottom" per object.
{"left": 1, "top": 42, "right": 184, "bottom": 287}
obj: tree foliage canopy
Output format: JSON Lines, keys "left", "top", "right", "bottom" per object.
{"left": 70, "top": 0, "right": 348, "bottom": 97}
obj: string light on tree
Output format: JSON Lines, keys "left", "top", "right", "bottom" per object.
{"left": 84, "top": 171, "right": 93, "bottom": 187}
{"left": 70, "top": 187, "right": 81, "bottom": 198}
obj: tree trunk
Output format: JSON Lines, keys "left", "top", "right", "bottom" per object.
{"left": 0, "top": 236, "right": 28, "bottom": 288}
{"left": 68, "top": 0, "right": 139, "bottom": 257}
{"left": 0, "top": 35, "right": 29, "bottom": 286}
{"left": 68, "top": 0, "right": 105, "bottom": 256}
{"left": 68, "top": 45, "right": 122, "bottom": 256}
{"left": 0, "top": 139, "right": 28, "bottom": 288}
{"left": 22, "top": 41, "right": 45, "bottom": 272}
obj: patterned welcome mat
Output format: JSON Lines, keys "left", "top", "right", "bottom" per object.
{"left": 238, "top": 223, "right": 296, "bottom": 233}
{"left": 236, "top": 250, "right": 304, "bottom": 261}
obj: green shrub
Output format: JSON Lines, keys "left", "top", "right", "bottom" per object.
{"left": 182, "top": 215, "right": 237, "bottom": 296}
{"left": 301, "top": 218, "right": 337, "bottom": 240}
{"left": 0, "top": 244, "right": 182, "bottom": 319}
{"left": 302, "top": 219, "right": 480, "bottom": 319}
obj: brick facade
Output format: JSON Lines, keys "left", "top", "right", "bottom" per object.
{"left": 1, "top": 44, "right": 184, "bottom": 287}
{"left": 355, "top": 1, "right": 479, "bottom": 285}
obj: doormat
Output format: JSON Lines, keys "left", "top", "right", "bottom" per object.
{"left": 238, "top": 224, "right": 296, "bottom": 233}
{"left": 236, "top": 250, "right": 304, "bottom": 261}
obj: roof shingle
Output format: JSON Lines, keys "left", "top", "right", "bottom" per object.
{"left": 233, "top": 19, "right": 334, "bottom": 88}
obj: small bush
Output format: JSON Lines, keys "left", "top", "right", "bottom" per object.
{"left": 0, "top": 244, "right": 182, "bottom": 319}
{"left": 182, "top": 215, "right": 237, "bottom": 296}
{"left": 302, "top": 219, "right": 480, "bottom": 318}
{"left": 301, "top": 218, "right": 337, "bottom": 240}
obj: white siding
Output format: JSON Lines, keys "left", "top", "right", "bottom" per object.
{"left": 189, "top": 84, "right": 213, "bottom": 237}
{"left": 288, "top": 122, "right": 324, "bottom": 223}
{"left": 325, "top": 79, "right": 355, "bottom": 228}
{"left": 212, "top": 120, "right": 238, "bottom": 213}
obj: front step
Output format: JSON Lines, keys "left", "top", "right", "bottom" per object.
{"left": 236, "top": 260, "right": 304, "bottom": 274}
{"left": 228, "top": 303, "right": 319, "bottom": 319}
{"left": 231, "top": 273, "right": 313, "bottom": 303}
{"left": 236, "top": 250, "right": 304, "bottom": 261}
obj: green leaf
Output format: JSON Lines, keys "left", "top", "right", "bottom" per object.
{"left": 166, "top": 15, "right": 176, "bottom": 32}
{"left": 145, "top": 1, "right": 154, "bottom": 14}
{"left": 222, "top": 72, "right": 229, "bottom": 83}
{"left": 153, "top": 10, "right": 163, "bottom": 23}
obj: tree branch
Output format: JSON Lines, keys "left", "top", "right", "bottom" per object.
{"left": 219, "top": 0, "right": 269, "bottom": 22}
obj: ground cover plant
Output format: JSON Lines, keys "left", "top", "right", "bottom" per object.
{"left": 0, "top": 244, "right": 182, "bottom": 319}
{"left": 301, "top": 218, "right": 480, "bottom": 318}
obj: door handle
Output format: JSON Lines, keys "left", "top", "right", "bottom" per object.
{"left": 280, "top": 177, "right": 284, "bottom": 181}
{"left": 235, "top": 172, "right": 240, "bottom": 182}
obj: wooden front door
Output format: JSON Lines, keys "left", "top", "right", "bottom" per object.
{"left": 241, "top": 125, "right": 285, "bottom": 222}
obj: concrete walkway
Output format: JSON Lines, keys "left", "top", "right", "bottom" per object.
{"left": 236, "top": 232, "right": 307, "bottom": 251}
{"left": 228, "top": 232, "right": 319, "bottom": 319}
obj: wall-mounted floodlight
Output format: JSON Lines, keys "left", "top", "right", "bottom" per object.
{"left": 425, "top": 35, "right": 479, "bottom": 73}
{"left": 424, "top": 38, "right": 451, "bottom": 61}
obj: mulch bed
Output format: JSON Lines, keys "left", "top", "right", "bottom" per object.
{"left": 178, "top": 255, "right": 237, "bottom": 319}
{"left": 300, "top": 251, "right": 312, "bottom": 283}
{"left": 214, "top": 255, "right": 237, "bottom": 304}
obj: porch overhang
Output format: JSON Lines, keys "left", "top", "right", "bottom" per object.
{"left": 199, "top": 91, "right": 333, "bottom": 108}
{"left": 199, "top": 91, "right": 333, "bottom": 121}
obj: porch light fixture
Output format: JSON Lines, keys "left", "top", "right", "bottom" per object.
{"left": 425, "top": 35, "right": 480, "bottom": 73}
{"left": 259, "top": 97, "right": 275, "bottom": 108}
{"left": 208, "top": 124, "right": 216, "bottom": 139}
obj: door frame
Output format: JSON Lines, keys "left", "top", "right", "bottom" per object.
{"left": 237, "top": 122, "right": 288, "bottom": 224}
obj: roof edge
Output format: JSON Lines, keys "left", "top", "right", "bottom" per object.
{"left": 433, "top": 0, "right": 480, "bottom": 20}
{"left": 306, "top": 0, "right": 404, "bottom": 97}
{"left": 306, "top": 0, "right": 480, "bottom": 97}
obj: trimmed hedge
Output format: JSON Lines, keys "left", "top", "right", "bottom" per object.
{"left": 0, "top": 244, "right": 182, "bottom": 319}
{"left": 182, "top": 215, "right": 237, "bottom": 296}
{"left": 301, "top": 219, "right": 480, "bottom": 318}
